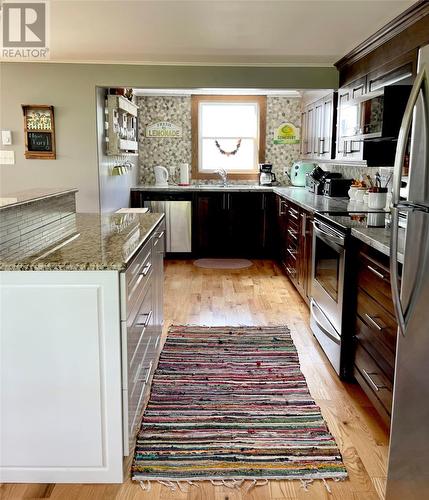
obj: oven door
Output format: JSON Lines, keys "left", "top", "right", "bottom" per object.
{"left": 311, "top": 219, "right": 346, "bottom": 333}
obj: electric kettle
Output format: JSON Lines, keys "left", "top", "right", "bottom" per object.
{"left": 289, "top": 161, "right": 317, "bottom": 186}
{"left": 154, "top": 165, "right": 169, "bottom": 186}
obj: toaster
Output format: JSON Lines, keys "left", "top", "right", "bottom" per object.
{"left": 306, "top": 172, "right": 342, "bottom": 194}
{"left": 323, "top": 178, "right": 353, "bottom": 197}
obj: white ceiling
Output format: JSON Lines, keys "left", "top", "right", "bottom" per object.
{"left": 48, "top": 0, "right": 415, "bottom": 66}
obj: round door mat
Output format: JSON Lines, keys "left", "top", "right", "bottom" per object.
{"left": 193, "top": 259, "right": 253, "bottom": 269}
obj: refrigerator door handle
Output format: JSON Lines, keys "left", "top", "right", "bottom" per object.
{"left": 390, "top": 65, "right": 429, "bottom": 336}
{"left": 391, "top": 65, "right": 429, "bottom": 208}
{"left": 390, "top": 206, "right": 406, "bottom": 335}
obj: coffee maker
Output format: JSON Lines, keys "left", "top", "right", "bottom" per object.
{"left": 259, "top": 163, "right": 276, "bottom": 186}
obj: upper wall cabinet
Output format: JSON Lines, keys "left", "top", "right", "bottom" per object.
{"left": 333, "top": 1, "right": 428, "bottom": 164}
{"left": 301, "top": 91, "right": 337, "bottom": 161}
{"left": 335, "top": 76, "right": 366, "bottom": 161}
{"left": 105, "top": 95, "right": 139, "bottom": 156}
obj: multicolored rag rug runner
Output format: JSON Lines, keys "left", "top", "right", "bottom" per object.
{"left": 132, "top": 325, "right": 347, "bottom": 484}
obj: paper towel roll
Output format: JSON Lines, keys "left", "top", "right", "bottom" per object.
{"left": 179, "top": 163, "right": 190, "bottom": 185}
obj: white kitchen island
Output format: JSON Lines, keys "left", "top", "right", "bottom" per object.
{"left": 0, "top": 194, "right": 165, "bottom": 483}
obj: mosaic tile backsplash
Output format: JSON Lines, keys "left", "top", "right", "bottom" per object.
{"left": 137, "top": 96, "right": 302, "bottom": 185}
{"left": 137, "top": 95, "right": 393, "bottom": 187}
{"left": 265, "top": 97, "right": 301, "bottom": 185}
{"left": 137, "top": 96, "right": 192, "bottom": 185}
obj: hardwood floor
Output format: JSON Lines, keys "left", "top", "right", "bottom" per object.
{"left": 1, "top": 260, "right": 389, "bottom": 500}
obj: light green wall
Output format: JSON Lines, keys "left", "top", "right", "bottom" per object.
{"left": 0, "top": 62, "right": 338, "bottom": 212}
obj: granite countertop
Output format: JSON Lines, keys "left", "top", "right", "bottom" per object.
{"left": 0, "top": 212, "right": 164, "bottom": 271}
{"left": 351, "top": 226, "right": 406, "bottom": 263}
{"left": 132, "top": 184, "right": 379, "bottom": 214}
{"left": 272, "top": 187, "right": 353, "bottom": 213}
{"left": 0, "top": 188, "right": 78, "bottom": 209}
{"left": 132, "top": 184, "right": 273, "bottom": 192}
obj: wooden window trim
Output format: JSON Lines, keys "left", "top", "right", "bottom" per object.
{"left": 191, "top": 95, "right": 266, "bottom": 181}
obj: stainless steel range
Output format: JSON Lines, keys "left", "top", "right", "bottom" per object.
{"left": 310, "top": 211, "right": 387, "bottom": 378}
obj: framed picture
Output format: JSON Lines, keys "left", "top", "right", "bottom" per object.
{"left": 22, "top": 105, "right": 56, "bottom": 159}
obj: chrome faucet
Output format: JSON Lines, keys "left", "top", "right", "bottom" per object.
{"left": 215, "top": 168, "right": 228, "bottom": 186}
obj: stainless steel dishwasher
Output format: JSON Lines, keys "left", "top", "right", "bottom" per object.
{"left": 144, "top": 199, "right": 192, "bottom": 253}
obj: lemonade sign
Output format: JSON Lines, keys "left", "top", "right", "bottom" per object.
{"left": 146, "top": 121, "right": 182, "bottom": 138}
{"left": 274, "top": 122, "right": 300, "bottom": 144}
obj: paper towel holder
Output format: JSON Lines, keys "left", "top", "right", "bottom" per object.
{"left": 178, "top": 163, "right": 190, "bottom": 186}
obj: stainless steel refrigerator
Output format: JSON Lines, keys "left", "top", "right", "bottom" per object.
{"left": 387, "top": 44, "right": 429, "bottom": 500}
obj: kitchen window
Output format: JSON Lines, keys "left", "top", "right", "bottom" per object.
{"left": 191, "top": 95, "right": 266, "bottom": 180}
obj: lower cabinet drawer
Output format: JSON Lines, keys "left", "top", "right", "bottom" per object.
{"left": 356, "top": 289, "right": 397, "bottom": 380}
{"left": 124, "top": 240, "right": 153, "bottom": 320}
{"left": 358, "top": 252, "right": 395, "bottom": 316}
{"left": 354, "top": 341, "right": 393, "bottom": 419}
{"left": 128, "top": 358, "right": 155, "bottom": 451}
{"left": 127, "top": 282, "right": 154, "bottom": 385}
{"left": 127, "top": 380, "right": 146, "bottom": 452}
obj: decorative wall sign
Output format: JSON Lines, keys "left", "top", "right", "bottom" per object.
{"left": 273, "top": 122, "right": 300, "bottom": 145}
{"left": 146, "top": 121, "right": 182, "bottom": 138}
{"left": 22, "top": 105, "right": 56, "bottom": 159}
{"left": 27, "top": 132, "right": 52, "bottom": 152}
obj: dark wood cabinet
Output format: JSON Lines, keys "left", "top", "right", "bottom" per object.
{"left": 302, "top": 211, "right": 314, "bottom": 301}
{"left": 333, "top": 3, "right": 428, "bottom": 164}
{"left": 131, "top": 190, "right": 273, "bottom": 258}
{"left": 335, "top": 2, "right": 428, "bottom": 87}
{"left": 228, "top": 192, "right": 267, "bottom": 257}
{"left": 195, "top": 192, "right": 269, "bottom": 257}
{"left": 353, "top": 243, "right": 400, "bottom": 425}
{"left": 194, "top": 192, "right": 230, "bottom": 257}
{"left": 276, "top": 195, "right": 313, "bottom": 304}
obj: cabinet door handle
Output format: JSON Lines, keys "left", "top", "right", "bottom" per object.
{"left": 141, "top": 261, "right": 152, "bottom": 276}
{"left": 222, "top": 193, "right": 230, "bottom": 210}
{"left": 286, "top": 266, "right": 296, "bottom": 276}
{"left": 133, "top": 361, "right": 143, "bottom": 386}
{"left": 154, "top": 231, "right": 164, "bottom": 247}
{"left": 131, "top": 273, "right": 144, "bottom": 292}
{"left": 367, "top": 264, "right": 386, "bottom": 280}
{"left": 362, "top": 368, "right": 387, "bottom": 392}
{"left": 364, "top": 313, "right": 383, "bottom": 331}
{"left": 287, "top": 248, "right": 297, "bottom": 259}
{"left": 301, "top": 212, "right": 306, "bottom": 234}
{"left": 279, "top": 199, "right": 287, "bottom": 216}
{"left": 144, "top": 361, "right": 153, "bottom": 383}
{"left": 289, "top": 209, "right": 298, "bottom": 220}
{"left": 287, "top": 229, "right": 298, "bottom": 240}
{"left": 136, "top": 310, "right": 153, "bottom": 328}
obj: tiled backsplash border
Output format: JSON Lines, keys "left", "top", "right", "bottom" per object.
{"left": 0, "top": 192, "right": 77, "bottom": 259}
